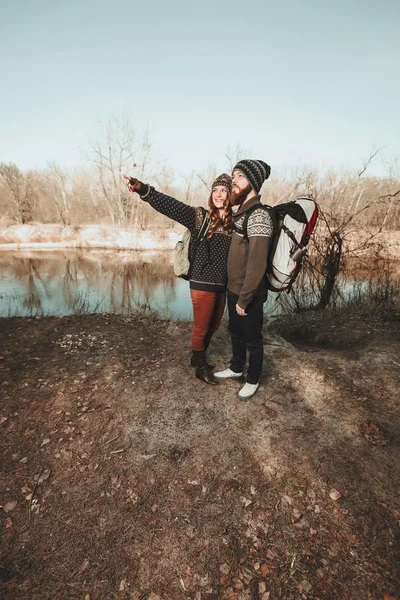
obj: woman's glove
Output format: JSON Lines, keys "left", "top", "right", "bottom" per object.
{"left": 123, "top": 175, "right": 148, "bottom": 196}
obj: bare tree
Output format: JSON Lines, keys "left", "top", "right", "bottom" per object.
{"left": 285, "top": 153, "right": 400, "bottom": 310}
{"left": 0, "top": 163, "right": 35, "bottom": 223}
{"left": 43, "top": 162, "right": 72, "bottom": 226}
{"left": 225, "top": 144, "right": 250, "bottom": 171}
{"left": 196, "top": 163, "right": 218, "bottom": 192}
{"left": 87, "top": 113, "right": 153, "bottom": 227}
{"left": 379, "top": 158, "right": 400, "bottom": 231}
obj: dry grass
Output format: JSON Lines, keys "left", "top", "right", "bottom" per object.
{"left": 0, "top": 310, "right": 399, "bottom": 600}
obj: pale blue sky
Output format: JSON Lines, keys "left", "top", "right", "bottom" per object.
{"left": 1, "top": 0, "right": 399, "bottom": 179}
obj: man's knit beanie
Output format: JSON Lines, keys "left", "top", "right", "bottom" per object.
{"left": 232, "top": 159, "right": 271, "bottom": 194}
{"left": 212, "top": 173, "right": 232, "bottom": 194}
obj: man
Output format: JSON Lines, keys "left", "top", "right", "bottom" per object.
{"left": 214, "top": 159, "right": 273, "bottom": 400}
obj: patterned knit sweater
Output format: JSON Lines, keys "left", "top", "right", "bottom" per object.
{"left": 140, "top": 186, "right": 232, "bottom": 292}
{"left": 227, "top": 195, "right": 274, "bottom": 309}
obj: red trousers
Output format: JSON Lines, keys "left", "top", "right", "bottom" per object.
{"left": 190, "top": 289, "right": 226, "bottom": 351}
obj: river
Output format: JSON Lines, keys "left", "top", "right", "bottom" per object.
{"left": 0, "top": 249, "right": 380, "bottom": 319}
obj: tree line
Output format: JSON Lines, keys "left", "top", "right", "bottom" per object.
{"left": 1, "top": 116, "right": 399, "bottom": 231}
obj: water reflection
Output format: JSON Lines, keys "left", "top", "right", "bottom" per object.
{"left": 0, "top": 250, "right": 191, "bottom": 319}
{"left": 0, "top": 250, "right": 389, "bottom": 320}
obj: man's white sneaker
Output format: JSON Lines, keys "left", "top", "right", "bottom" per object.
{"left": 238, "top": 382, "right": 259, "bottom": 400}
{"left": 214, "top": 368, "right": 243, "bottom": 380}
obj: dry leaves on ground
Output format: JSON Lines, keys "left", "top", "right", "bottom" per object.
{"left": 360, "top": 421, "right": 388, "bottom": 446}
{"left": 2, "top": 500, "right": 17, "bottom": 513}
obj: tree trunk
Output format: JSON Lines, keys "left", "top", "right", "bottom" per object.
{"left": 316, "top": 231, "right": 343, "bottom": 309}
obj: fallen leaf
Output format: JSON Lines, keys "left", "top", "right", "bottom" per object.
{"left": 360, "top": 421, "right": 388, "bottom": 446}
{"left": 232, "top": 578, "right": 243, "bottom": 590}
{"left": 119, "top": 579, "right": 127, "bottom": 591}
{"left": 199, "top": 574, "right": 210, "bottom": 587}
{"left": 79, "top": 559, "right": 89, "bottom": 573}
{"left": 383, "top": 595, "right": 397, "bottom": 600}
{"left": 281, "top": 494, "right": 292, "bottom": 507}
{"left": 3, "top": 501, "right": 17, "bottom": 513}
{"left": 125, "top": 489, "right": 139, "bottom": 503}
{"left": 329, "top": 488, "right": 342, "bottom": 501}
{"left": 111, "top": 475, "right": 121, "bottom": 489}
{"left": 240, "top": 566, "right": 254, "bottom": 585}
{"left": 37, "top": 469, "right": 51, "bottom": 484}
{"left": 241, "top": 496, "right": 252, "bottom": 507}
{"left": 219, "top": 563, "right": 230, "bottom": 575}
{"left": 259, "top": 563, "right": 270, "bottom": 577}
{"left": 298, "top": 579, "right": 312, "bottom": 593}
{"left": 41, "top": 438, "right": 51, "bottom": 447}
{"left": 5, "top": 518, "right": 12, "bottom": 528}
{"left": 0, "top": 416, "right": 7, "bottom": 425}
{"left": 220, "top": 574, "right": 230, "bottom": 587}
{"left": 293, "top": 508, "right": 302, "bottom": 520}
{"left": 259, "top": 581, "right": 267, "bottom": 594}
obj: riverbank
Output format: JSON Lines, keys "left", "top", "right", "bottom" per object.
{"left": 0, "top": 224, "right": 181, "bottom": 251}
{"left": 1, "top": 224, "right": 399, "bottom": 258}
{"left": 1, "top": 306, "right": 399, "bottom": 599}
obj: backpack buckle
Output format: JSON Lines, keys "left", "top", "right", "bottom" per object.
{"left": 290, "top": 244, "right": 308, "bottom": 262}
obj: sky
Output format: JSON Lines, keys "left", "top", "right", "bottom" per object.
{"left": 0, "top": 0, "right": 399, "bottom": 181}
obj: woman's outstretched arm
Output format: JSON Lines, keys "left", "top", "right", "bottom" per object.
{"left": 124, "top": 176, "right": 198, "bottom": 230}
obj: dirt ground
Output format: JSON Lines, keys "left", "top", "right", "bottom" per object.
{"left": 0, "top": 306, "right": 399, "bottom": 600}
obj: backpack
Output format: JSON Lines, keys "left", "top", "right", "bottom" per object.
{"left": 173, "top": 209, "right": 210, "bottom": 280}
{"left": 242, "top": 197, "right": 318, "bottom": 292}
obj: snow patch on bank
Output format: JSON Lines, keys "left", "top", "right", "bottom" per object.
{"left": 0, "top": 224, "right": 182, "bottom": 251}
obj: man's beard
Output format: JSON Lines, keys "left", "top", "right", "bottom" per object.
{"left": 230, "top": 183, "right": 253, "bottom": 206}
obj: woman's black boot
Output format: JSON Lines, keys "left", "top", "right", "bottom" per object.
{"left": 192, "top": 350, "right": 219, "bottom": 385}
{"left": 190, "top": 349, "right": 214, "bottom": 370}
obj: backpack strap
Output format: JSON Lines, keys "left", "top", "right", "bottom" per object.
{"left": 281, "top": 223, "right": 299, "bottom": 246}
{"left": 241, "top": 204, "right": 275, "bottom": 241}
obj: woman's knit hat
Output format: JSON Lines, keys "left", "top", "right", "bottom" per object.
{"left": 232, "top": 159, "right": 271, "bottom": 194}
{"left": 212, "top": 173, "right": 232, "bottom": 194}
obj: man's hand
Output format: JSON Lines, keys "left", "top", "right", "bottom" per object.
{"left": 123, "top": 174, "right": 141, "bottom": 192}
{"left": 236, "top": 303, "right": 247, "bottom": 316}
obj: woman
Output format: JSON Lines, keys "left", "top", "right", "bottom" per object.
{"left": 124, "top": 173, "right": 233, "bottom": 385}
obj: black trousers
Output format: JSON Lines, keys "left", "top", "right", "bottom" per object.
{"left": 227, "top": 291, "right": 267, "bottom": 384}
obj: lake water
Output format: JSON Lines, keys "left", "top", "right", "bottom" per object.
{"left": 0, "top": 249, "right": 369, "bottom": 320}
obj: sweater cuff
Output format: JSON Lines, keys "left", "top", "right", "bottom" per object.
{"left": 237, "top": 297, "right": 249, "bottom": 311}
{"left": 139, "top": 183, "right": 151, "bottom": 198}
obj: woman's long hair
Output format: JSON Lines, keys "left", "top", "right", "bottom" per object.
{"left": 207, "top": 194, "right": 234, "bottom": 238}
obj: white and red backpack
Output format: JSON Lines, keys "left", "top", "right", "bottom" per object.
{"left": 242, "top": 197, "right": 319, "bottom": 292}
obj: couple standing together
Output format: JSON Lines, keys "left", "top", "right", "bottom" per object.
{"left": 125, "top": 159, "right": 273, "bottom": 401}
